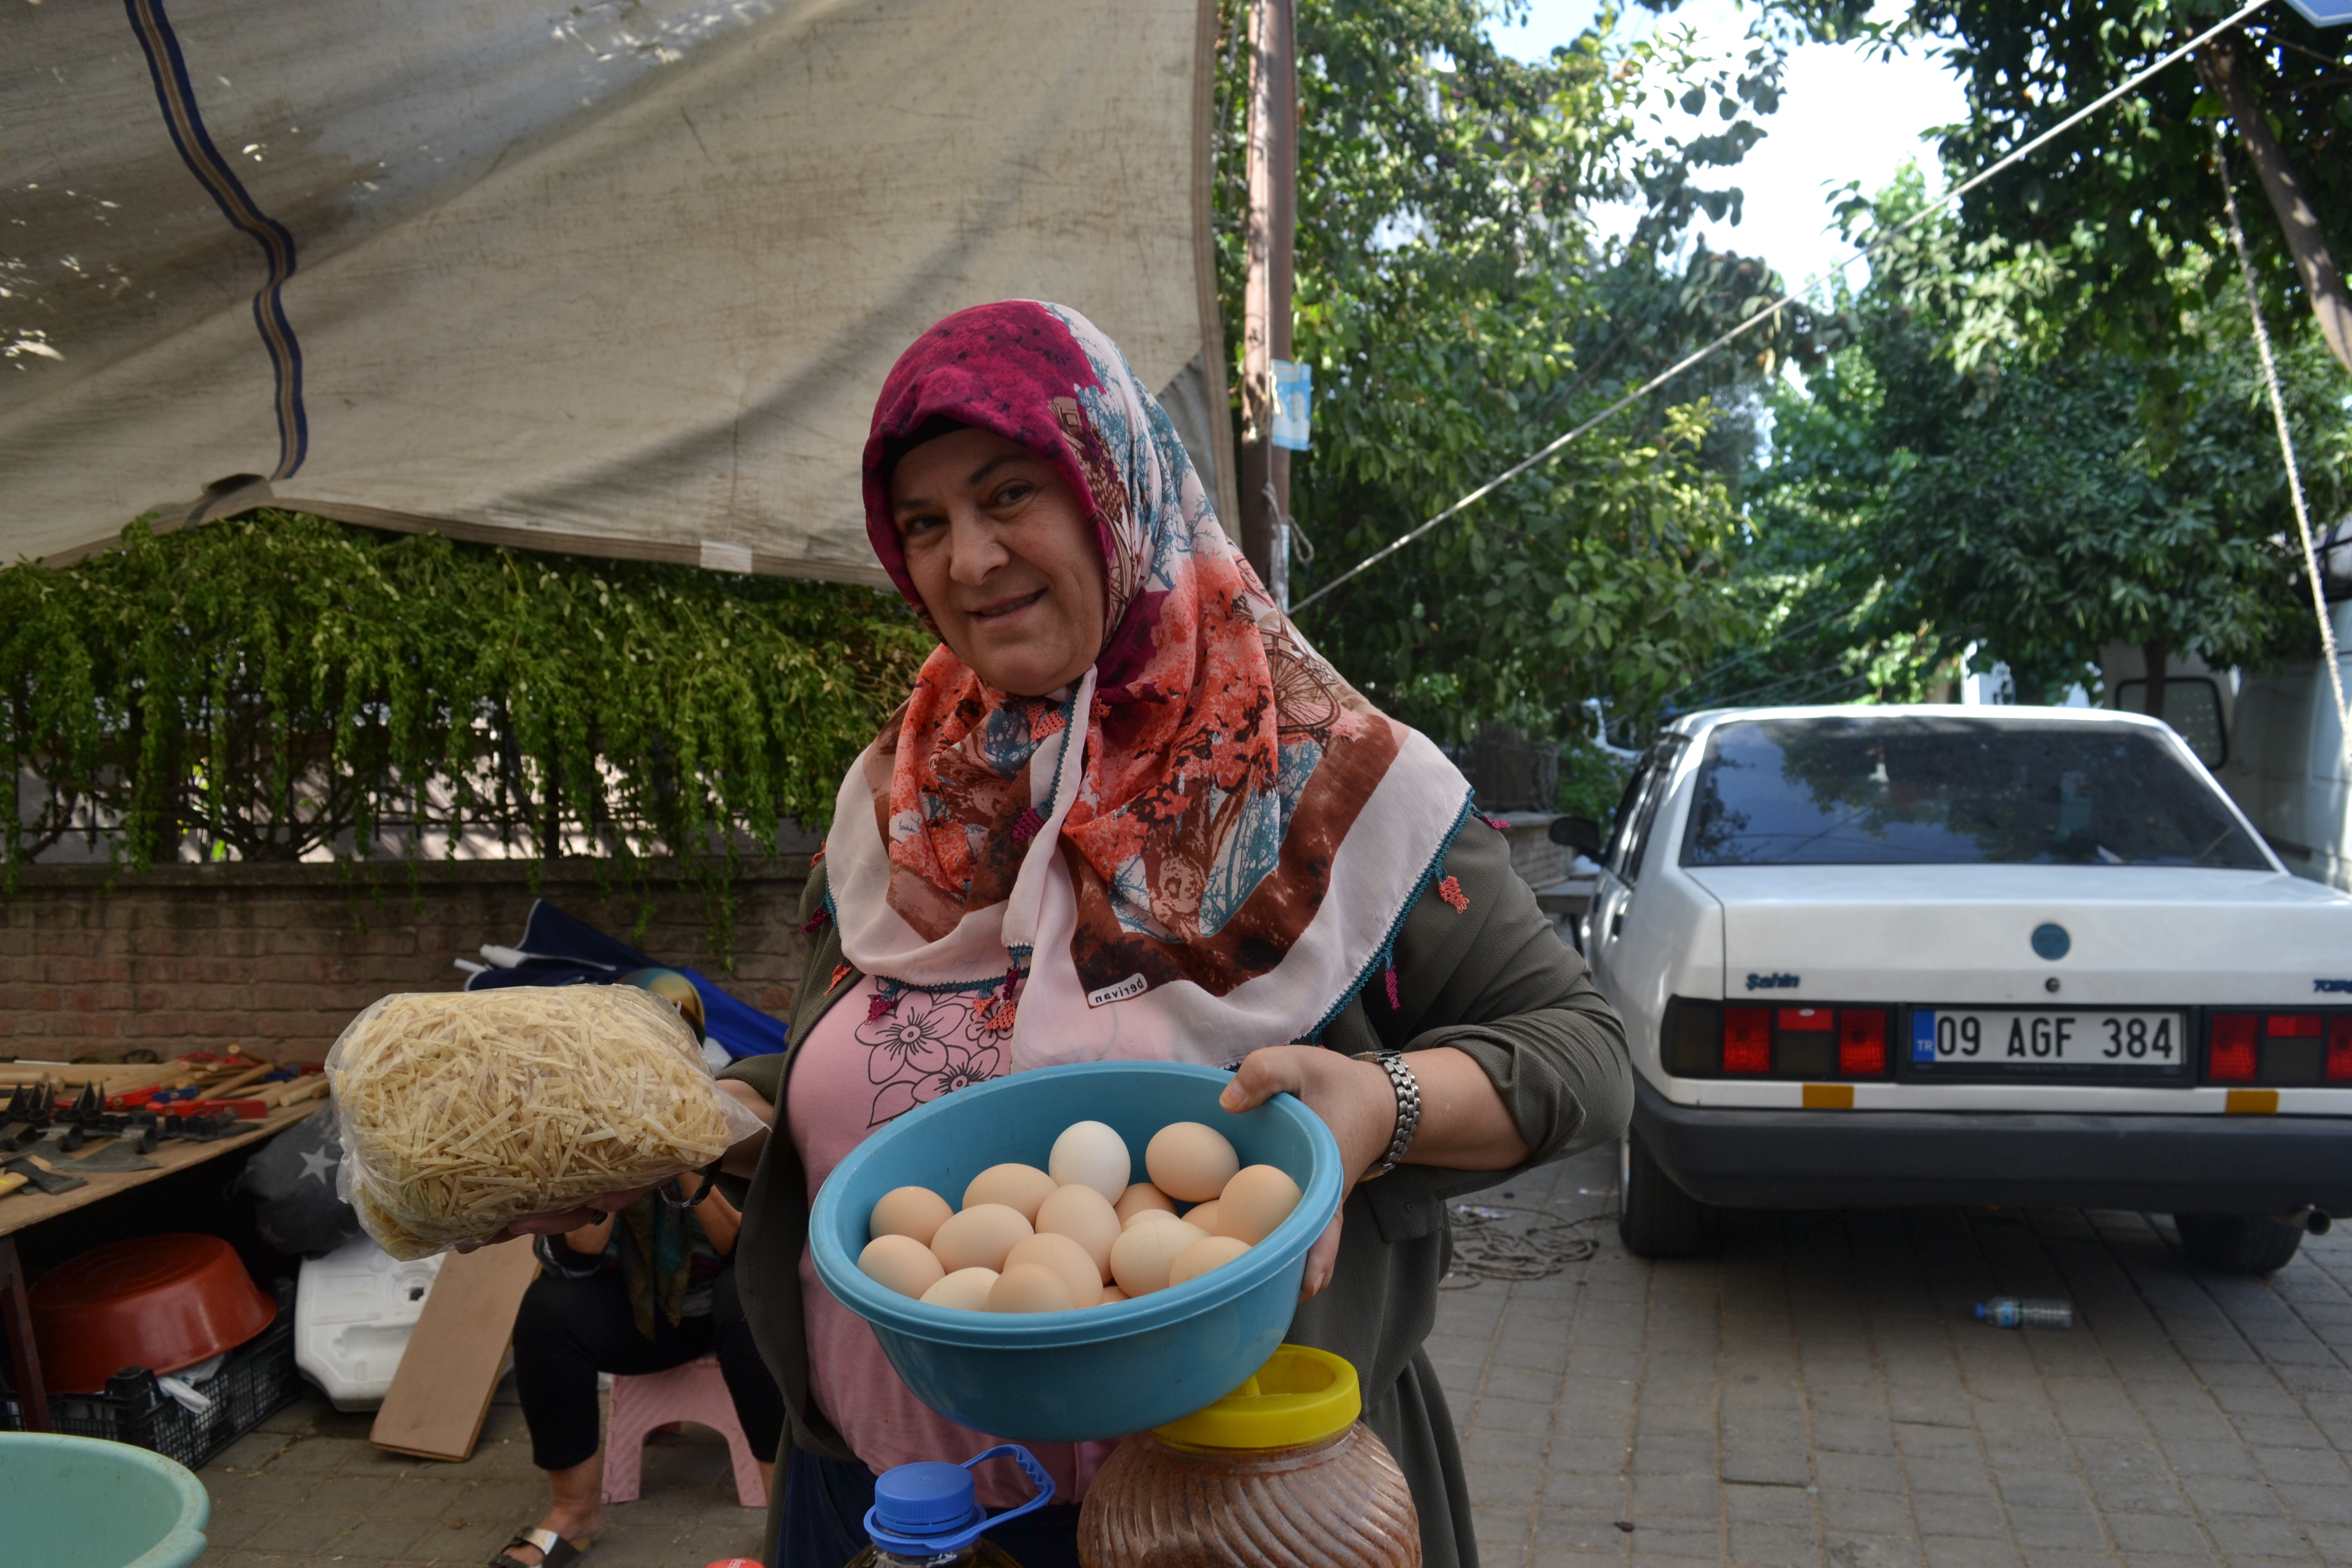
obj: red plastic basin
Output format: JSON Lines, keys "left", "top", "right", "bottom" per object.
{"left": 30, "top": 1233, "right": 275, "bottom": 1393}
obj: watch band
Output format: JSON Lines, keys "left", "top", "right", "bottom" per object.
{"left": 1352, "top": 1050, "right": 1422, "bottom": 1180}
{"left": 658, "top": 1158, "right": 724, "bottom": 1209}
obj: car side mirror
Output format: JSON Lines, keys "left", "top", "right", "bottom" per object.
{"left": 1548, "top": 815, "right": 1602, "bottom": 855}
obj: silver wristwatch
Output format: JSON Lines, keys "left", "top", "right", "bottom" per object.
{"left": 1353, "top": 1050, "right": 1422, "bottom": 1180}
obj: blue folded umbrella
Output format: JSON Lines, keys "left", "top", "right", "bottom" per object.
{"left": 463, "top": 899, "right": 788, "bottom": 1060}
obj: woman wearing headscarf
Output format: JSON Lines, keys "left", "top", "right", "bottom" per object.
{"left": 707, "top": 300, "right": 1629, "bottom": 1568}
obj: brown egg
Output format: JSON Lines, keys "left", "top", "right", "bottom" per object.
{"left": 1181, "top": 1199, "right": 1231, "bottom": 1238}
{"left": 1035, "top": 1183, "right": 1121, "bottom": 1281}
{"left": 1099, "top": 1284, "right": 1130, "bottom": 1303}
{"left": 869, "top": 1185, "right": 953, "bottom": 1247}
{"left": 1004, "top": 1232, "right": 1105, "bottom": 1307}
{"left": 1115, "top": 1182, "right": 1180, "bottom": 1227}
{"left": 1144, "top": 1122, "right": 1240, "bottom": 1203}
{"left": 962, "top": 1163, "right": 1059, "bottom": 1222}
{"left": 920, "top": 1267, "right": 999, "bottom": 1311}
{"left": 859, "top": 1234, "right": 947, "bottom": 1299}
{"left": 986, "top": 1263, "right": 1077, "bottom": 1314}
{"left": 1167, "top": 1234, "right": 1251, "bottom": 1287}
{"left": 1109, "top": 1218, "right": 1208, "bottom": 1297}
{"left": 930, "top": 1203, "right": 1033, "bottom": 1273}
{"left": 1218, "top": 1164, "right": 1304, "bottom": 1244}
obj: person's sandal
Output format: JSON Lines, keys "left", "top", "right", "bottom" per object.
{"left": 490, "top": 1526, "right": 593, "bottom": 1568}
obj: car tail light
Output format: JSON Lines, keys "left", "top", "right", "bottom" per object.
{"left": 2209, "top": 1014, "right": 2258, "bottom": 1082}
{"left": 2267, "top": 1013, "right": 2321, "bottom": 1038}
{"left": 1778, "top": 1008, "right": 1833, "bottom": 1032}
{"left": 2330, "top": 1018, "right": 2352, "bottom": 1084}
{"left": 1724, "top": 1007, "right": 1771, "bottom": 1073}
{"left": 1839, "top": 1011, "right": 1888, "bottom": 1076}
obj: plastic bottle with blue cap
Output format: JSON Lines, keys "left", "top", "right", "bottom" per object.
{"left": 846, "top": 1443, "right": 1054, "bottom": 1567}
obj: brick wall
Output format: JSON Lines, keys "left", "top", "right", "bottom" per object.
{"left": 2, "top": 857, "right": 815, "bottom": 1066}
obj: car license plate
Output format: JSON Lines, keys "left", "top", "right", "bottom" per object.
{"left": 1909, "top": 1008, "right": 2188, "bottom": 1073}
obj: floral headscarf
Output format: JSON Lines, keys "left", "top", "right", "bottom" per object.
{"left": 823, "top": 302, "right": 1471, "bottom": 1066}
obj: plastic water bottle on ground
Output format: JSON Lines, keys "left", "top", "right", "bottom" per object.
{"left": 1975, "top": 1295, "right": 2073, "bottom": 1329}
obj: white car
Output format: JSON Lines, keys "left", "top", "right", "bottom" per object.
{"left": 1575, "top": 704, "right": 2352, "bottom": 1272}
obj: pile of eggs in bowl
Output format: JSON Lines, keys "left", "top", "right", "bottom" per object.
{"left": 856, "top": 1118, "right": 1305, "bottom": 1314}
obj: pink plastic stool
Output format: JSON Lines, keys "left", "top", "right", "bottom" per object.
{"left": 603, "top": 1356, "right": 768, "bottom": 1508}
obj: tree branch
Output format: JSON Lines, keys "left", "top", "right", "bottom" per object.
{"left": 2198, "top": 37, "right": 2352, "bottom": 377}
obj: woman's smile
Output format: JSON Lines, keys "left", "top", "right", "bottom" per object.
{"left": 890, "top": 426, "right": 1108, "bottom": 697}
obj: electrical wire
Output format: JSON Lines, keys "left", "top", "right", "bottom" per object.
{"left": 1439, "top": 1199, "right": 1606, "bottom": 1286}
{"left": 1290, "top": 0, "right": 2276, "bottom": 617}
{"left": 2215, "top": 130, "right": 2352, "bottom": 775}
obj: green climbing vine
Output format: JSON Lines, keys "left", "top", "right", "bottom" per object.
{"left": 1, "top": 510, "right": 927, "bottom": 957}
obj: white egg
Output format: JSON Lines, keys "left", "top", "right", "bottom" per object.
{"left": 1035, "top": 1183, "right": 1121, "bottom": 1281}
{"left": 1004, "top": 1232, "right": 1105, "bottom": 1307}
{"left": 1047, "top": 1120, "right": 1133, "bottom": 1203}
{"left": 920, "top": 1267, "right": 999, "bottom": 1311}
{"left": 1110, "top": 1218, "right": 1207, "bottom": 1296}
{"left": 859, "top": 1234, "right": 947, "bottom": 1298}
{"left": 1145, "top": 1121, "right": 1240, "bottom": 1203}
{"left": 930, "top": 1203, "right": 1033, "bottom": 1273}
{"left": 1167, "top": 1234, "right": 1251, "bottom": 1287}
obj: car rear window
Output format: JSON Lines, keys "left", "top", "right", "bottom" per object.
{"left": 1681, "top": 716, "right": 2271, "bottom": 868}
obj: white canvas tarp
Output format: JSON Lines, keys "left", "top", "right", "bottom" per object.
{"left": 1, "top": 0, "right": 1232, "bottom": 583}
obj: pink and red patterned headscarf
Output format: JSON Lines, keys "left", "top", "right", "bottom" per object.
{"left": 824, "top": 302, "right": 1469, "bottom": 1066}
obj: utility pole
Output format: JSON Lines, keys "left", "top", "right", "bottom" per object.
{"left": 1239, "top": 0, "right": 1296, "bottom": 606}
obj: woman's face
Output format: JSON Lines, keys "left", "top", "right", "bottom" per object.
{"left": 890, "top": 426, "right": 1108, "bottom": 698}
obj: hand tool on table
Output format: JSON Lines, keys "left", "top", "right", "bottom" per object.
{"left": 4, "top": 1153, "right": 88, "bottom": 1195}
{"left": 60, "top": 1140, "right": 162, "bottom": 1173}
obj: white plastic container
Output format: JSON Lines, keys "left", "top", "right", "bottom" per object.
{"left": 294, "top": 1234, "right": 446, "bottom": 1410}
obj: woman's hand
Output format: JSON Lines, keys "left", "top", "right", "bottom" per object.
{"left": 452, "top": 1185, "right": 660, "bottom": 1253}
{"left": 1220, "top": 1047, "right": 1397, "bottom": 1299}
{"left": 716, "top": 1079, "right": 775, "bottom": 1179}
{"left": 1220, "top": 1044, "right": 1533, "bottom": 1300}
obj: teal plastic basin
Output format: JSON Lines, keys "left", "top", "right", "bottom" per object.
{"left": 0, "top": 1432, "right": 210, "bottom": 1567}
{"left": 810, "top": 1061, "right": 1343, "bottom": 1441}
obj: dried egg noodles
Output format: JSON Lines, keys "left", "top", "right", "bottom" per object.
{"left": 327, "top": 986, "right": 740, "bottom": 1259}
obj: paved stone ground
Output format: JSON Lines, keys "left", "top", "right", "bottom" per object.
{"left": 1430, "top": 1144, "right": 2352, "bottom": 1568}
{"left": 192, "top": 1138, "right": 2352, "bottom": 1566}
{"left": 194, "top": 1381, "right": 765, "bottom": 1567}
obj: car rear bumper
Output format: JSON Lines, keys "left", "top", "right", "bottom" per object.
{"left": 1632, "top": 1076, "right": 2352, "bottom": 1214}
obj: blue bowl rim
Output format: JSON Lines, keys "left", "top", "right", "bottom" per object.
{"left": 810, "top": 1061, "right": 1343, "bottom": 1350}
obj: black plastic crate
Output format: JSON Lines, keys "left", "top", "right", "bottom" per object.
{"left": 0, "top": 1306, "right": 301, "bottom": 1471}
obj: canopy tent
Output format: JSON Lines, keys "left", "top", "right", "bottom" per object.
{"left": 1, "top": 0, "right": 1233, "bottom": 583}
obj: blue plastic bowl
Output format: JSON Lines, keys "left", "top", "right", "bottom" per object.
{"left": 0, "top": 1432, "right": 210, "bottom": 1567}
{"left": 810, "top": 1061, "right": 1342, "bottom": 1441}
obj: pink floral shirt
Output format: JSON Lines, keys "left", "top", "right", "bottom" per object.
{"left": 791, "top": 974, "right": 1114, "bottom": 1507}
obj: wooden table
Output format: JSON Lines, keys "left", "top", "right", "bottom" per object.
{"left": 1, "top": 1099, "right": 325, "bottom": 1431}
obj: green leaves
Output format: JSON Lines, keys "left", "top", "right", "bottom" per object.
{"left": 0, "top": 512, "right": 925, "bottom": 957}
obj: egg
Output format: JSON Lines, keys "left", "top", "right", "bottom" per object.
{"left": 859, "top": 1234, "right": 947, "bottom": 1299}
{"left": 1167, "top": 1234, "right": 1252, "bottom": 1287}
{"left": 1004, "top": 1232, "right": 1105, "bottom": 1307}
{"left": 1110, "top": 1217, "right": 1208, "bottom": 1296}
{"left": 1100, "top": 1284, "right": 1129, "bottom": 1303}
{"left": 1035, "top": 1183, "right": 1121, "bottom": 1280}
{"left": 869, "top": 1185, "right": 953, "bottom": 1247}
{"left": 962, "top": 1163, "right": 1059, "bottom": 1222}
{"left": 920, "top": 1267, "right": 999, "bottom": 1311}
{"left": 1219, "top": 1164, "right": 1304, "bottom": 1244}
{"left": 1047, "top": 1120, "right": 1132, "bottom": 1203}
{"left": 987, "top": 1263, "right": 1077, "bottom": 1314}
{"left": 1145, "top": 1122, "right": 1240, "bottom": 1203}
{"left": 1182, "top": 1199, "right": 1231, "bottom": 1238}
{"left": 1115, "top": 1182, "right": 1180, "bottom": 1226}
{"left": 930, "top": 1203, "right": 1033, "bottom": 1273}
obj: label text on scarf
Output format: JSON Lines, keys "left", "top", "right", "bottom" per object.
{"left": 1086, "top": 973, "right": 1150, "bottom": 1008}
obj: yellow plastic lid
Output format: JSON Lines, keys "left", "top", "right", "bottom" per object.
{"left": 1153, "top": 1344, "right": 1361, "bottom": 1450}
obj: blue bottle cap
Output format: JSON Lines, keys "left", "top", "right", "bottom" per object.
{"left": 865, "top": 1446, "right": 1054, "bottom": 1556}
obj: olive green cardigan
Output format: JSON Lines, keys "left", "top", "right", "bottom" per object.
{"left": 719, "top": 815, "right": 1631, "bottom": 1568}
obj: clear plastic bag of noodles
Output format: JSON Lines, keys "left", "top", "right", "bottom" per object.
{"left": 326, "top": 985, "right": 763, "bottom": 1260}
